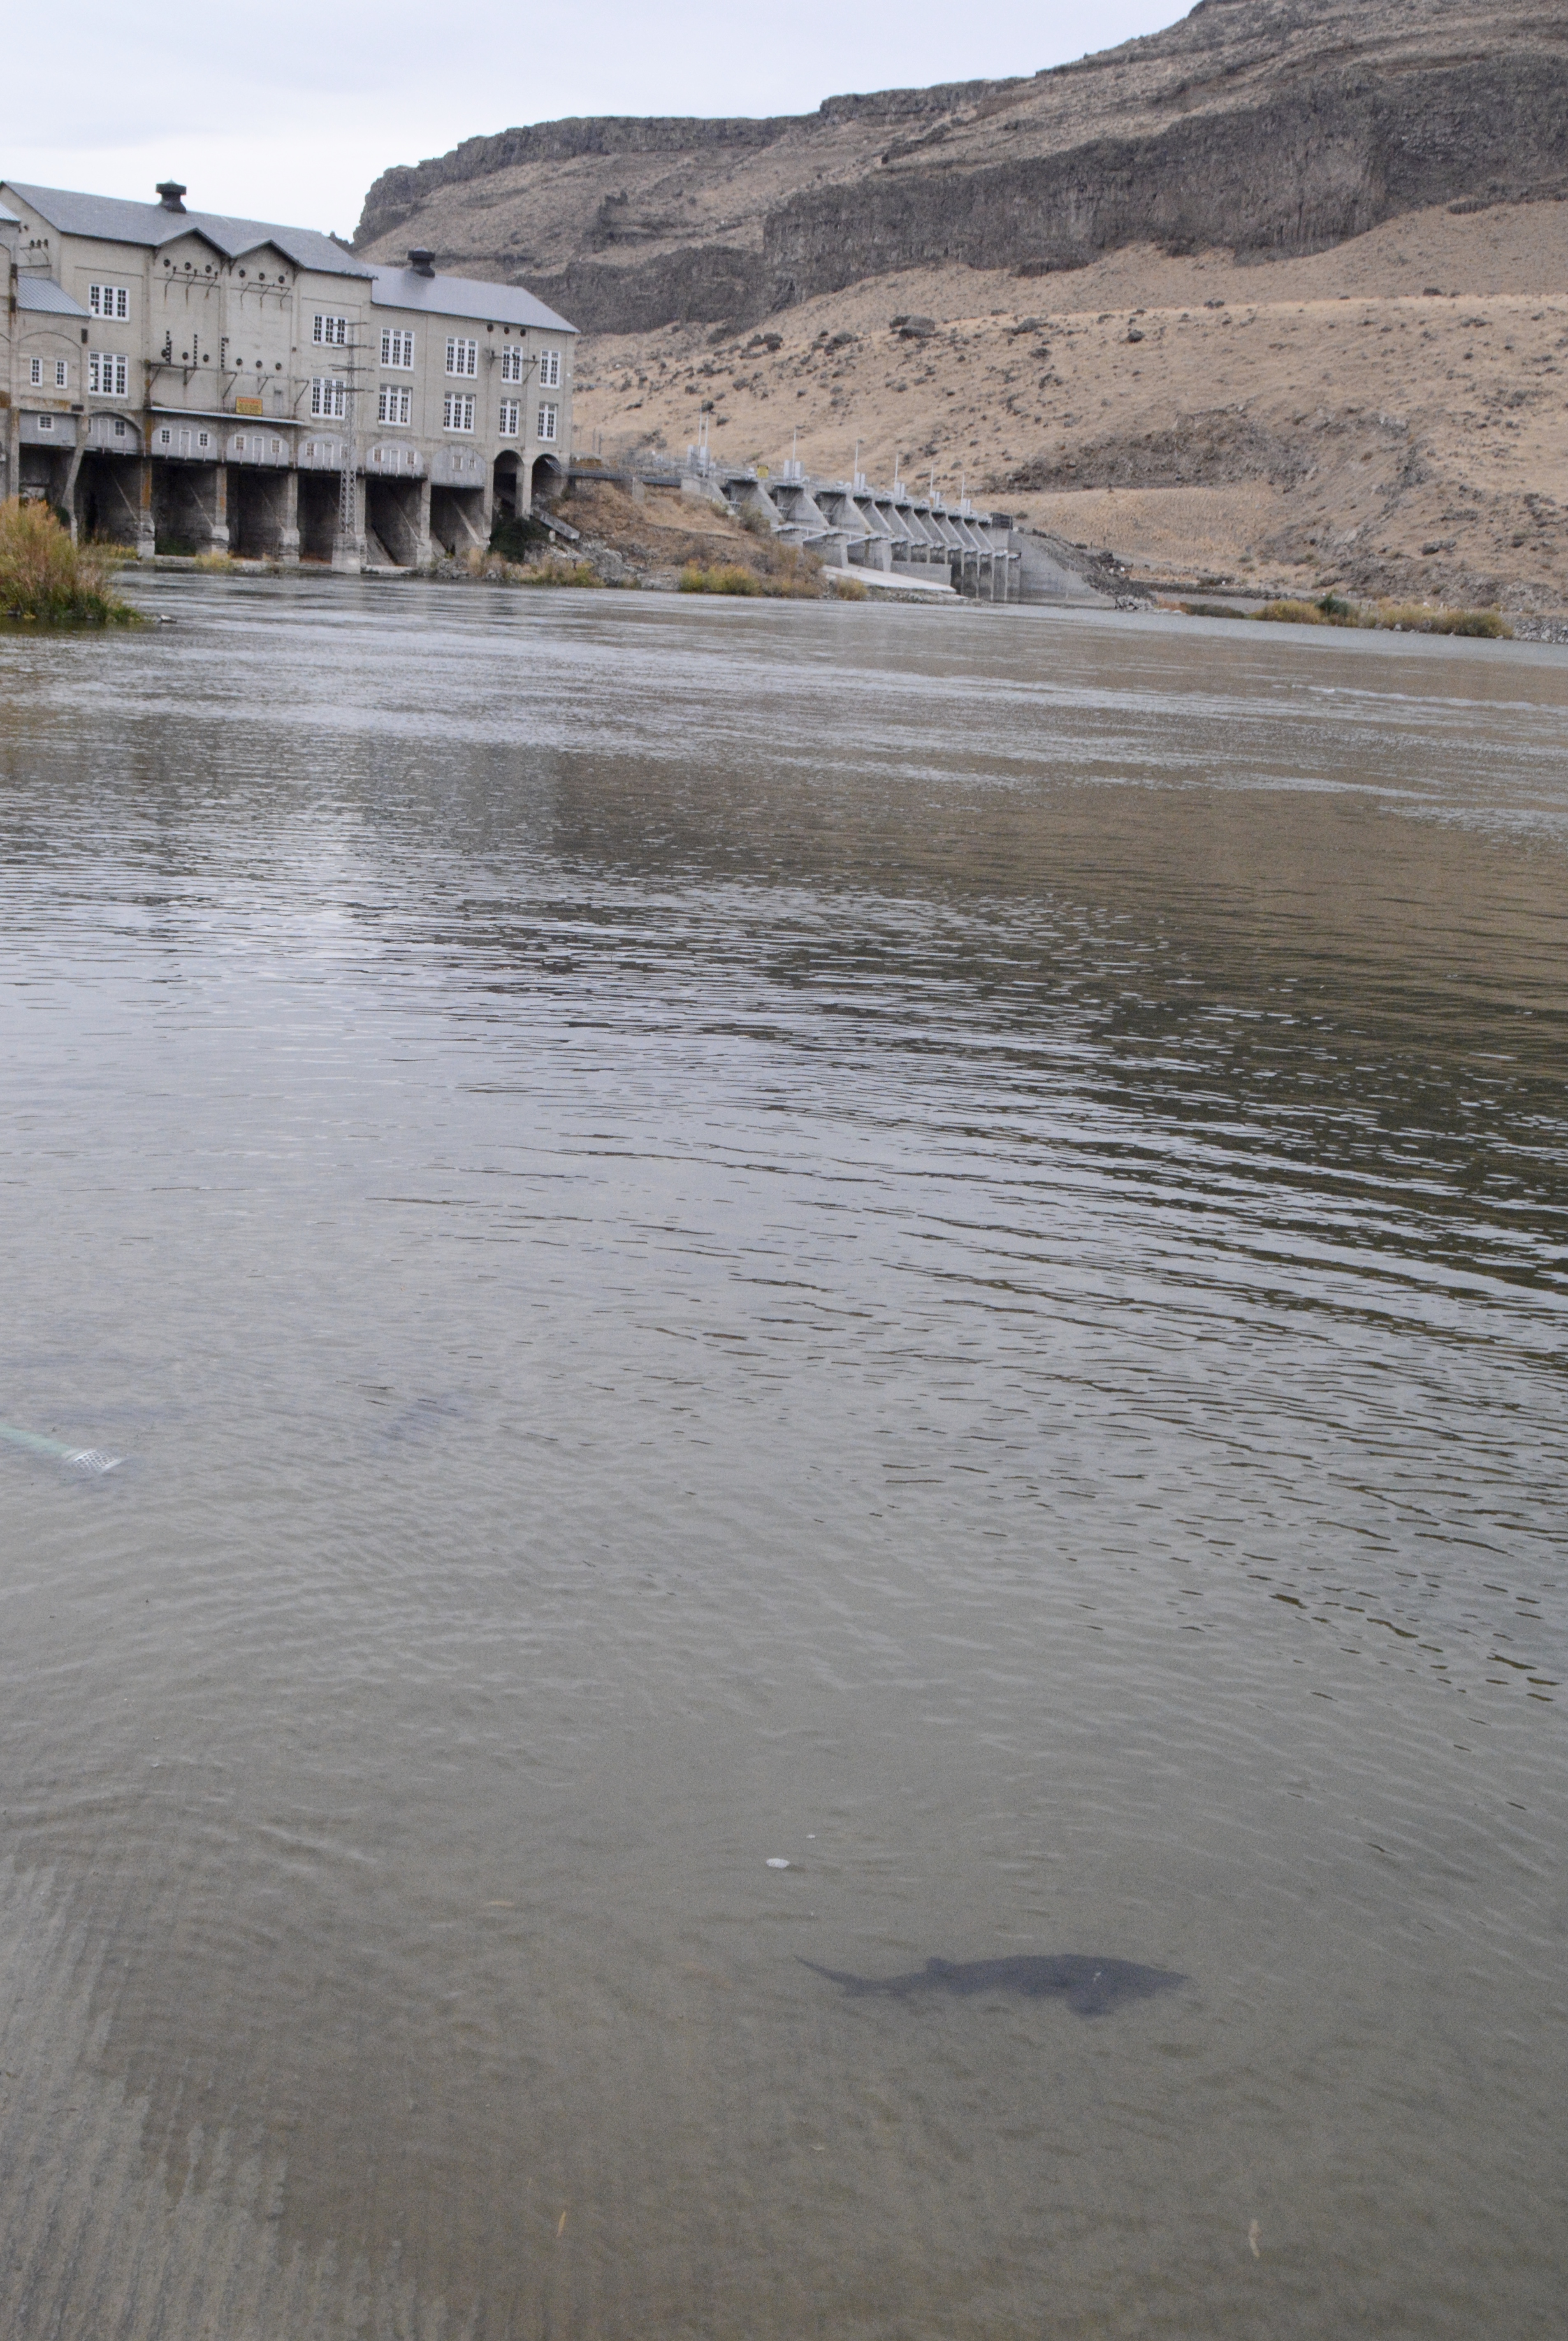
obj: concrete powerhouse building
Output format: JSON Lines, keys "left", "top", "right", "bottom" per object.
{"left": 0, "top": 178, "right": 576, "bottom": 568}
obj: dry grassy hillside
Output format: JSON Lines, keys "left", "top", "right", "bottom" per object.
{"left": 355, "top": 0, "right": 1568, "bottom": 606}
{"left": 573, "top": 202, "right": 1568, "bottom": 610}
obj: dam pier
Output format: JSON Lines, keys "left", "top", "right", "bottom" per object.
{"left": 581, "top": 445, "right": 1023, "bottom": 600}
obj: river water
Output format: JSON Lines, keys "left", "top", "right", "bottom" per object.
{"left": 1, "top": 578, "right": 1564, "bottom": 2341}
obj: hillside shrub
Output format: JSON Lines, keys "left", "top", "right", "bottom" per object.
{"left": 0, "top": 498, "right": 137, "bottom": 624}
{"left": 1255, "top": 599, "right": 1331, "bottom": 624}
{"left": 1255, "top": 594, "right": 1362, "bottom": 626}
{"left": 753, "top": 543, "right": 822, "bottom": 596}
{"left": 1372, "top": 602, "right": 1510, "bottom": 637}
{"left": 489, "top": 513, "right": 549, "bottom": 561}
{"left": 516, "top": 558, "right": 603, "bottom": 589}
{"left": 1255, "top": 592, "right": 1510, "bottom": 638}
{"left": 680, "top": 563, "right": 762, "bottom": 594}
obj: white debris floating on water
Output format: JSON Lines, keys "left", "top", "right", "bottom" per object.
{"left": 765, "top": 1858, "right": 790, "bottom": 1869}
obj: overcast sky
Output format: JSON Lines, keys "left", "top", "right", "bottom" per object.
{"left": 4, "top": 2, "right": 1188, "bottom": 241}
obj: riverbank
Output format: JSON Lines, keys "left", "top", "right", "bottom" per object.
{"left": 109, "top": 553, "right": 1568, "bottom": 644}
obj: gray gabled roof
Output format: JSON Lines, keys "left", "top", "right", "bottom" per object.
{"left": 3, "top": 182, "right": 371, "bottom": 278}
{"left": 17, "top": 275, "right": 90, "bottom": 316}
{"left": 369, "top": 263, "right": 576, "bottom": 336}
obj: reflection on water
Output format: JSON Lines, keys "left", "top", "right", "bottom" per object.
{"left": 0, "top": 579, "right": 1564, "bottom": 2339}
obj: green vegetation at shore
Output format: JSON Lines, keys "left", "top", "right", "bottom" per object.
{"left": 0, "top": 501, "right": 138, "bottom": 625}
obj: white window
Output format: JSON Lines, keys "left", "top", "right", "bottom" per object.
{"left": 444, "top": 336, "right": 477, "bottom": 377}
{"left": 28, "top": 356, "right": 42, "bottom": 386}
{"left": 538, "top": 348, "right": 561, "bottom": 388}
{"left": 312, "top": 313, "right": 348, "bottom": 346}
{"left": 54, "top": 358, "right": 68, "bottom": 388}
{"left": 112, "top": 418, "right": 128, "bottom": 439}
{"left": 310, "top": 377, "right": 347, "bottom": 419}
{"left": 37, "top": 414, "right": 55, "bottom": 432}
{"left": 88, "top": 283, "right": 129, "bottom": 319}
{"left": 89, "top": 350, "right": 129, "bottom": 397}
{"left": 500, "top": 344, "right": 525, "bottom": 382}
{"left": 157, "top": 426, "right": 172, "bottom": 446}
{"left": 442, "top": 392, "right": 475, "bottom": 432}
{"left": 498, "top": 400, "right": 520, "bottom": 437}
{"left": 379, "top": 327, "right": 415, "bottom": 368}
{"left": 378, "top": 383, "right": 412, "bottom": 425}
{"left": 536, "top": 402, "right": 557, "bottom": 443}
{"left": 197, "top": 430, "right": 211, "bottom": 451}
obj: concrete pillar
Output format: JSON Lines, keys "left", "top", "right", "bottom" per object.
{"left": 135, "top": 457, "right": 156, "bottom": 559}
{"left": 415, "top": 475, "right": 432, "bottom": 570}
{"left": 205, "top": 464, "right": 230, "bottom": 554}
{"left": 278, "top": 469, "right": 300, "bottom": 565}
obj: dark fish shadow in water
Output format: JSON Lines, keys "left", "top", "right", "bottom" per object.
{"left": 802, "top": 1954, "right": 1185, "bottom": 2017}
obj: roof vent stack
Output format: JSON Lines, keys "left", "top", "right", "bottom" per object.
{"left": 156, "top": 181, "right": 188, "bottom": 213}
{"left": 408, "top": 247, "right": 435, "bottom": 277}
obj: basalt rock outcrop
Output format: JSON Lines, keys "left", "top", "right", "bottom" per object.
{"left": 354, "top": 2, "right": 1568, "bottom": 332}
{"left": 1003, "top": 410, "right": 1318, "bottom": 494}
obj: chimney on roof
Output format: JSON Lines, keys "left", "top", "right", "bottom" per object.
{"left": 408, "top": 247, "right": 435, "bottom": 277}
{"left": 156, "top": 181, "right": 188, "bottom": 213}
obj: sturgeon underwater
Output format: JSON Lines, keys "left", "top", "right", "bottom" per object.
{"left": 802, "top": 1955, "right": 1186, "bottom": 2016}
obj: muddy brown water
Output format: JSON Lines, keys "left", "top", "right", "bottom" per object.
{"left": 1, "top": 579, "right": 1564, "bottom": 2340}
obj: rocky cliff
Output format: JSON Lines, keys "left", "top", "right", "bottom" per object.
{"left": 355, "top": 2, "right": 1568, "bottom": 332}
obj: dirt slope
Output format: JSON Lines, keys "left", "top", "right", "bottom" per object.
{"left": 570, "top": 202, "right": 1568, "bottom": 611}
